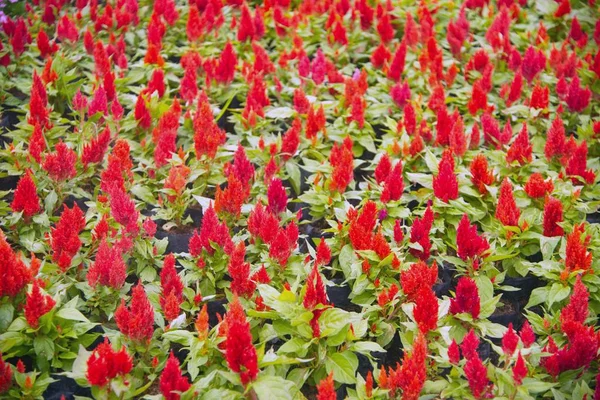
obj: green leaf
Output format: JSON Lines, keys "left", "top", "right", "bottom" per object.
{"left": 0, "top": 303, "right": 14, "bottom": 332}
{"left": 548, "top": 283, "right": 570, "bottom": 307}
{"left": 131, "top": 185, "right": 155, "bottom": 203}
{"left": 45, "top": 190, "right": 58, "bottom": 214}
{"left": 325, "top": 351, "right": 358, "bottom": 384}
{"left": 540, "top": 236, "right": 560, "bottom": 261}
{"left": 526, "top": 287, "right": 548, "bottom": 308}
{"left": 56, "top": 308, "right": 89, "bottom": 323}
{"left": 521, "top": 378, "right": 557, "bottom": 393}
{"left": 34, "top": 336, "right": 55, "bottom": 361}
{"left": 252, "top": 375, "right": 298, "bottom": 400}
{"left": 285, "top": 162, "right": 301, "bottom": 195}
{"left": 265, "top": 107, "right": 294, "bottom": 119}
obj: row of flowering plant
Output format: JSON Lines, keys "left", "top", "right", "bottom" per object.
{"left": 0, "top": 0, "right": 599, "bottom": 398}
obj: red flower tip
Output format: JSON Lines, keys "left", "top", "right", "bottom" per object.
{"left": 159, "top": 352, "right": 191, "bottom": 400}
{"left": 450, "top": 277, "right": 480, "bottom": 319}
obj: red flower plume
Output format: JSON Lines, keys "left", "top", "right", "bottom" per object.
{"left": 86, "top": 338, "right": 132, "bottom": 387}
{"left": 0, "top": 230, "right": 32, "bottom": 298}
{"left": 224, "top": 297, "right": 258, "bottom": 385}
{"left": 450, "top": 277, "right": 480, "bottom": 319}
{"left": 24, "top": 280, "right": 56, "bottom": 328}
{"left": 495, "top": 178, "right": 520, "bottom": 227}
{"left": 433, "top": 149, "right": 458, "bottom": 202}
{"left": 11, "top": 171, "right": 41, "bottom": 218}
{"left": 160, "top": 352, "right": 191, "bottom": 400}
{"left": 115, "top": 282, "right": 155, "bottom": 343}
{"left": 456, "top": 214, "right": 489, "bottom": 261}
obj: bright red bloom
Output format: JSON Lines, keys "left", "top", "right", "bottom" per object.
{"left": 329, "top": 137, "right": 354, "bottom": 193}
{"left": 380, "top": 333, "right": 427, "bottom": 399}
{"left": 465, "top": 354, "right": 489, "bottom": 399}
{"left": 433, "top": 149, "right": 458, "bottom": 202}
{"left": 316, "top": 372, "right": 336, "bottom": 400}
{"left": 450, "top": 277, "right": 480, "bottom": 319}
{"left": 521, "top": 46, "right": 546, "bottom": 83}
{"left": 11, "top": 171, "right": 41, "bottom": 218}
{"left": 248, "top": 203, "right": 280, "bottom": 244}
{"left": 304, "top": 263, "right": 328, "bottom": 337}
{"left": 160, "top": 352, "right": 190, "bottom": 400}
{"left": 513, "top": 352, "right": 527, "bottom": 385}
{"left": 88, "top": 86, "right": 108, "bottom": 117}
{"left": 564, "top": 224, "right": 592, "bottom": 274}
{"left": 380, "top": 160, "right": 403, "bottom": 203}
{"left": 376, "top": 9, "right": 394, "bottom": 43}
{"left": 37, "top": 30, "right": 58, "bottom": 58}
{"left": 388, "top": 40, "right": 407, "bottom": 81}
{"left": 461, "top": 329, "right": 480, "bottom": 361}
{"left": 529, "top": 84, "right": 549, "bottom": 109}
{"left": 524, "top": 173, "right": 553, "bottom": 199}
{"left": 568, "top": 17, "right": 587, "bottom": 47}
{"left": 391, "top": 81, "right": 411, "bottom": 108}
{"left": 348, "top": 201, "right": 378, "bottom": 251}
{"left": 82, "top": 126, "right": 111, "bottom": 166}
{"left": 566, "top": 142, "right": 596, "bottom": 185}
{"left": 29, "top": 71, "right": 49, "bottom": 128}
{"left": 447, "top": 8, "right": 469, "bottom": 58}
{"left": 519, "top": 321, "right": 535, "bottom": 347}
{"left": 468, "top": 80, "right": 488, "bottom": 115}
{"left": 146, "top": 69, "right": 166, "bottom": 98}
{"left": 24, "top": 280, "right": 56, "bottom": 328}
{"left": 506, "top": 124, "right": 532, "bottom": 165}
{"left": 160, "top": 254, "right": 183, "bottom": 321}
{"left": 100, "top": 139, "right": 133, "bottom": 193}
{"left": 457, "top": 214, "right": 489, "bottom": 261}
{"left": 565, "top": 76, "right": 591, "bottom": 112}
{"left": 560, "top": 276, "right": 589, "bottom": 337}
{"left": 481, "top": 113, "right": 510, "bottom": 148}
{"left": 502, "top": 323, "right": 519, "bottom": 356}
{"left": 115, "top": 282, "right": 155, "bottom": 343}
{"left": 0, "top": 230, "right": 32, "bottom": 298}
{"left": 164, "top": 165, "right": 190, "bottom": 203}
{"left": 224, "top": 297, "right": 258, "bottom": 385}
{"left": 194, "top": 92, "right": 226, "bottom": 159}
{"left": 374, "top": 154, "right": 392, "bottom": 184}
{"left": 134, "top": 94, "right": 152, "bottom": 129}
{"left": 153, "top": 99, "right": 181, "bottom": 167}
{"left": 180, "top": 66, "right": 198, "bottom": 103}
{"left": 543, "top": 197, "right": 564, "bottom": 237}
{"left": 189, "top": 204, "right": 233, "bottom": 256}
{"left": 293, "top": 88, "right": 310, "bottom": 114}
{"left": 0, "top": 353, "right": 11, "bottom": 393}
{"left": 267, "top": 178, "right": 287, "bottom": 214}
{"left": 215, "top": 173, "right": 249, "bottom": 218}
{"left": 57, "top": 15, "right": 79, "bottom": 42}
{"left": 496, "top": 178, "right": 520, "bottom": 227}
{"left": 413, "top": 287, "right": 438, "bottom": 333}
{"left": 315, "top": 239, "right": 331, "bottom": 266}
{"left": 228, "top": 242, "right": 255, "bottom": 298}
{"left": 449, "top": 115, "right": 467, "bottom": 157}
{"left": 42, "top": 140, "right": 77, "bottom": 181}
{"left": 29, "top": 123, "right": 46, "bottom": 163}
{"left": 88, "top": 240, "right": 127, "bottom": 289}
{"left": 409, "top": 205, "right": 434, "bottom": 261}
{"left": 51, "top": 204, "right": 85, "bottom": 270}
{"left": 109, "top": 186, "right": 139, "bottom": 234}
{"left": 306, "top": 105, "right": 326, "bottom": 141}
{"left": 401, "top": 260, "right": 437, "bottom": 301}
{"left": 187, "top": 5, "right": 203, "bottom": 42}
{"left": 281, "top": 118, "right": 301, "bottom": 160}
{"left": 544, "top": 117, "right": 573, "bottom": 162}
{"left": 86, "top": 338, "right": 132, "bottom": 387}
{"left": 371, "top": 42, "right": 391, "bottom": 68}
{"left": 470, "top": 154, "right": 494, "bottom": 194}
{"left": 448, "top": 339, "right": 460, "bottom": 363}
{"left": 268, "top": 220, "right": 298, "bottom": 266}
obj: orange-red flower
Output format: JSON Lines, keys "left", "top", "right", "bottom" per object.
{"left": 86, "top": 338, "right": 132, "bottom": 387}
{"left": 224, "top": 297, "right": 258, "bottom": 385}
{"left": 115, "top": 282, "right": 155, "bottom": 343}
{"left": 11, "top": 171, "right": 41, "bottom": 218}
{"left": 24, "top": 281, "right": 56, "bottom": 328}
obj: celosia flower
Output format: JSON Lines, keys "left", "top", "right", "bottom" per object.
{"left": 374, "top": 154, "right": 392, "bottom": 184}
{"left": 248, "top": 203, "right": 280, "bottom": 245}
{"left": 266, "top": 178, "right": 287, "bottom": 214}
{"left": 215, "top": 173, "right": 249, "bottom": 217}
{"left": 146, "top": 69, "right": 166, "bottom": 98}
{"left": 502, "top": 323, "right": 519, "bottom": 356}
{"left": 224, "top": 297, "right": 258, "bottom": 385}
{"left": 465, "top": 354, "right": 490, "bottom": 399}
{"left": 529, "top": 84, "right": 549, "bottom": 110}
{"left": 43, "top": 141, "right": 78, "bottom": 182}
{"left": 11, "top": 171, "right": 41, "bottom": 218}
{"left": 388, "top": 40, "right": 407, "bottom": 81}
{"left": 316, "top": 372, "right": 336, "bottom": 400}
{"left": 87, "top": 240, "right": 127, "bottom": 289}
{"left": 565, "top": 76, "right": 591, "bottom": 112}
{"left": 134, "top": 94, "right": 152, "bottom": 129}
{"left": 381, "top": 160, "right": 404, "bottom": 203}
{"left": 449, "top": 114, "right": 467, "bottom": 156}
{"left": 315, "top": 239, "right": 331, "bottom": 266}
{"left": 448, "top": 339, "right": 460, "bottom": 364}
{"left": 543, "top": 197, "right": 564, "bottom": 237}
{"left": 470, "top": 154, "right": 494, "bottom": 194}
{"left": 189, "top": 204, "right": 233, "bottom": 256}
{"left": 82, "top": 126, "right": 111, "bottom": 166}
{"left": 24, "top": 280, "right": 56, "bottom": 328}
{"left": 180, "top": 66, "right": 198, "bottom": 103}
{"left": 281, "top": 118, "right": 301, "bottom": 160}
{"left": 51, "top": 204, "right": 85, "bottom": 270}
{"left": 519, "top": 321, "right": 535, "bottom": 347}
{"left": 115, "top": 282, "right": 155, "bottom": 343}
{"left": 0, "top": 353, "right": 11, "bottom": 394}
{"left": 409, "top": 204, "right": 434, "bottom": 261}
{"left": 380, "top": 332, "right": 427, "bottom": 399}
{"left": 495, "top": 178, "right": 520, "bottom": 227}
{"left": 564, "top": 224, "right": 592, "bottom": 274}
{"left": 164, "top": 165, "right": 190, "bottom": 203}
{"left": 460, "top": 329, "right": 480, "bottom": 361}
{"left": 348, "top": 201, "right": 378, "bottom": 251}
{"left": 86, "top": 338, "right": 132, "bottom": 387}
{"left": 560, "top": 276, "right": 588, "bottom": 337}
{"left": 194, "top": 92, "right": 226, "bottom": 159}
{"left": 521, "top": 46, "right": 546, "bottom": 83}
{"left": 160, "top": 254, "right": 184, "bottom": 322}
{"left": 29, "top": 123, "right": 46, "bottom": 163}
{"left": 88, "top": 86, "right": 108, "bottom": 117}
{"left": 468, "top": 80, "right": 488, "bottom": 115}
{"left": 401, "top": 260, "right": 437, "bottom": 301}
{"left": 304, "top": 263, "right": 328, "bottom": 337}
{"left": 268, "top": 221, "right": 298, "bottom": 266}
{"left": 566, "top": 142, "right": 596, "bottom": 185}
{"left": 433, "top": 149, "right": 458, "bottom": 202}
{"left": 153, "top": 99, "right": 181, "bottom": 167}
{"left": 0, "top": 230, "right": 32, "bottom": 298}
{"left": 37, "top": 30, "right": 58, "bottom": 58}
{"left": 513, "top": 352, "right": 527, "bottom": 385}
{"left": 228, "top": 242, "right": 255, "bottom": 299}
{"left": 481, "top": 113, "right": 510, "bottom": 148}
{"left": 450, "top": 277, "right": 480, "bottom": 319}
{"left": 29, "top": 71, "right": 49, "bottom": 129}
{"left": 306, "top": 105, "right": 326, "bottom": 141}
{"left": 101, "top": 139, "right": 133, "bottom": 193}
{"left": 413, "top": 287, "right": 438, "bottom": 333}
{"left": 160, "top": 352, "right": 190, "bottom": 400}
{"left": 506, "top": 124, "right": 532, "bottom": 165}
{"left": 544, "top": 117, "right": 575, "bottom": 162}
{"left": 329, "top": 137, "right": 354, "bottom": 193}
{"left": 195, "top": 304, "right": 209, "bottom": 340}
{"left": 456, "top": 214, "right": 489, "bottom": 261}
{"left": 524, "top": 173, "right": 553, "bottom": 199}
{"left": 229, "top": 145, "right": 255, "bottom": 190}
{"left": 109, "top": 186, "right": 139, "bottom": 234}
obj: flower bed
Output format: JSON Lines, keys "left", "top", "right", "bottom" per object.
{"left": 0, "top": 0, "right": 599, "bottom": 399}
